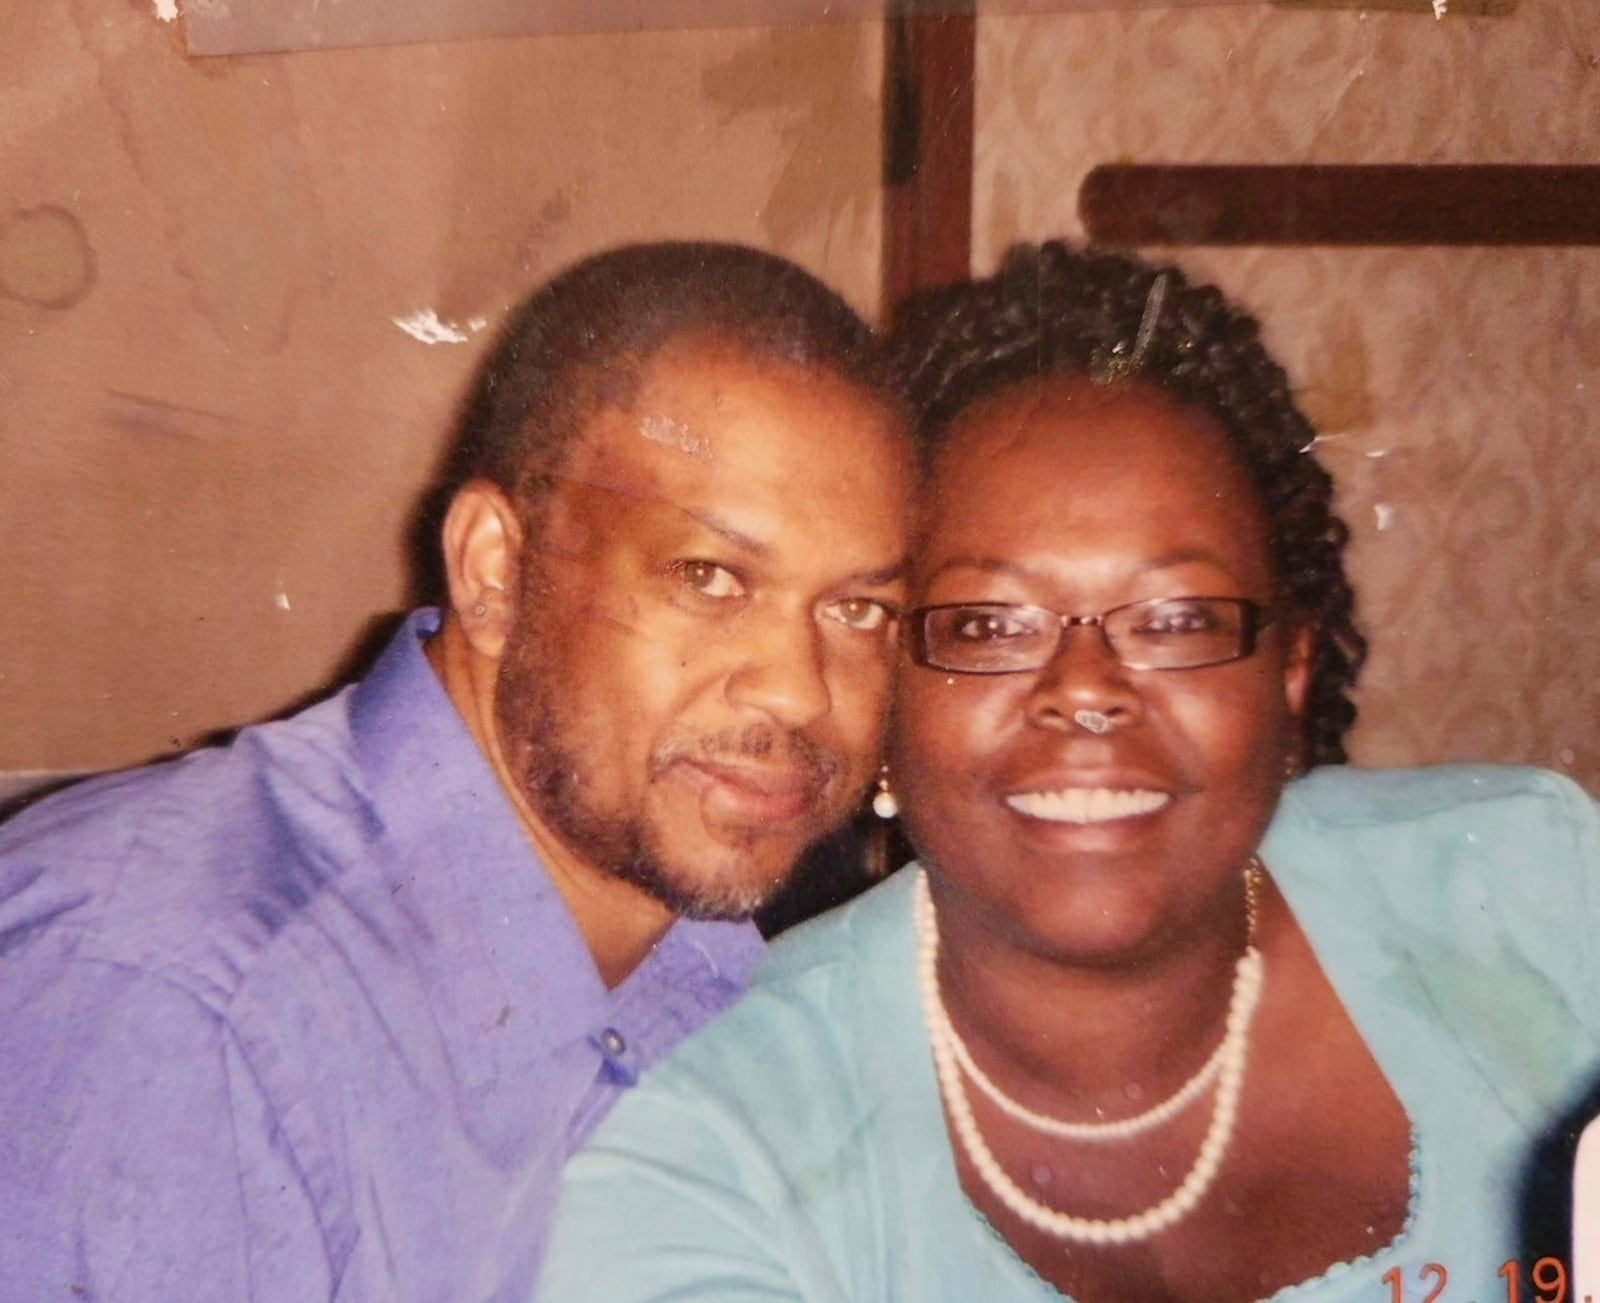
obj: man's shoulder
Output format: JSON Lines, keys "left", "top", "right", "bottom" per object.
{"left": 0, "top": 695, "right": 383, "bottom": 1298}
{"left": 0, "top": 689, "right": 369, "bottom": 1002}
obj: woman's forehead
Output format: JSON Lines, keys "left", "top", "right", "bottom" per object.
{"left": 922, "top": 379, "right": 1273, "bottom": 580}
{"left": 936, "top": 379, "right": 1249, "bottom": 495}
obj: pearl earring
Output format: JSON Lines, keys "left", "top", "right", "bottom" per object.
{"left": 872, "top": 766, "right": 899, "bottom": 820}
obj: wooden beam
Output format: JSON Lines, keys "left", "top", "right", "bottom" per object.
{"left": 1080, "top": 164, "right": 1600, "bottom": 247}
{"left": 883, "top": 7, "right": 976, "bottom": 318}
{"left": 1270, "top": 0, "right": 1516, "bottom": 13}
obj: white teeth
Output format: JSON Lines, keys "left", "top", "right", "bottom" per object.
{"left": 1003, "top": 788, "right": 1171, "bottom": 824}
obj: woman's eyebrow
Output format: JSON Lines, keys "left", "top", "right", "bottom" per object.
{"left": 923, "top": 550, "right": 1235, "bottom": 586}
{"left": 923, "top": 555, "right": 1028, "bottom": 581}
{"left": 1137, "top": 548, "right": 1231, "bottom": 573}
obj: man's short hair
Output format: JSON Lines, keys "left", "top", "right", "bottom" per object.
{"left": 442, "top": 242, "right": 885, "bottom": 526}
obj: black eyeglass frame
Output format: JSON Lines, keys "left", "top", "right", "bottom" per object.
{"left": 905, "top": 596, "right": 1277, "bottom": 675}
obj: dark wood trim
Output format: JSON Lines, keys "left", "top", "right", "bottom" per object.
{"left": 882, "top": 7, "right": 976, "bottom": 319}
{"left": 1269, "top": 0, "right": 1516, "bottom": 13}
{"left": 1080, "top": 165, "right": 1600, "bottom": 247}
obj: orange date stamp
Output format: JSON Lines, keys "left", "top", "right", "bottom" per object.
{"left": 1383, "top": 1260, "right": 1582, "bottom": 1303}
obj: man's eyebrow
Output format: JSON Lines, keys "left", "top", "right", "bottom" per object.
{"left": 679, "top": 505, "right": 770, "bottom": 556}
{"left": 554, "top": 475, "right": 906, "bottom": 581}
{"left": 688, "top": 519, "right": 907, "bottom": 589}
{"left": 849, "top": 559, "right": 910, "bottom": 588}
{"left": 554, "top": 472, "right": 772, "bottom": 556}
{"left": 678, "top": 504, "right": 909, "bottom": 590}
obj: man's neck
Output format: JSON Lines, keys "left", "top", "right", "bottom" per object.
{"left": 425, "top": 618, "right": 678, "bottom": 987}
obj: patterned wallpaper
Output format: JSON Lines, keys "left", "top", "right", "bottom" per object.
{"left": 973, "top": 0, "right": 1600, "bottom": 793}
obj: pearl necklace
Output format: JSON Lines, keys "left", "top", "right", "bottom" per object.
{"left": 934, "top": 986, "right": 1227, "bottom": 1142}
{"left": 914, "top": 865, "right": 1266, "bottom": 1245}
{"left": 930, "top": 862, "right": 1260, "bottom": 1142}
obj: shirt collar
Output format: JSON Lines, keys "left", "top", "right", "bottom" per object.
{"left": 344, "top": 609, "right": 762, "bottom": 1073}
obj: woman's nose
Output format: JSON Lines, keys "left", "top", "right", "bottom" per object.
{"left": 1021, "top": 621, "right": 1142, "bottom": 732}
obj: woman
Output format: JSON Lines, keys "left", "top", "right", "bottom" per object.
{"left": 537, "top": 245, "right": 1600, "bottom": 1301}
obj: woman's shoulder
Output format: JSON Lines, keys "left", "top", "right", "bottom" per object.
{"left": 1266, "top": 763, "right": 1599, "bottom": 943}
{"left": 560, "top": 870, "right": 930, "bottom": 1232}
{"left": 756, "top": 865, "right": 921, "bottom": 985}
{"left": 1279, "top": 762, "right": 1595, "bottom": 839}
{"left": 641, "top": 868, "right": 923, "bottom": 1095}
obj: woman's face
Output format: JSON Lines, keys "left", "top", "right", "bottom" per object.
{"left": 892, "top": 378, "right": 1311, "bottom": 967}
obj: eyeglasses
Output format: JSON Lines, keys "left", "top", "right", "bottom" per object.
{"left": 907, "top": 597, "right": 1273, "bottom": 675}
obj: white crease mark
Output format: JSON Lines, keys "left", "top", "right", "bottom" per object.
{"left": 1298, "top": 24, "right": 1377, "bottom": 154}
{"left": 639, "top": 412, "right": 714, "bottom": 461}
{"left": 1374, "top": 503, "right": 1396, "bottom": 532}
{"left": 689, "top": 939, "right": 722, "bottom": 978}
{"left": 392, "top": 309, "right": 487, "bottom": 346}
{"left": 1433, "top": 0, "right": 1448, "bottom": 17}
{"left": 153, "top": 0, "right": 179, "bottom": 21}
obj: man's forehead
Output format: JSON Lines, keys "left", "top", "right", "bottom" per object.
{"left": 567, "top": 342, "right": 888, "bottom": 489}
{"left": 558, "top": 395, "right": 744, "bottom": 501}
{"left": 625, "top": 340, "right": 816, "bottom": 434}
{"left": 547, "top": 345, "right": 909, "bottom": 575}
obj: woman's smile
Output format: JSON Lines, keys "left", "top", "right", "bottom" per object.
{"left": 1002, "top": 786, "right": 1171, "bottom": 824}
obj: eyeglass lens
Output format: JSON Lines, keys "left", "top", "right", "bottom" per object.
{"left": 915, "top": 598, "right": 1259, "bottom": 674}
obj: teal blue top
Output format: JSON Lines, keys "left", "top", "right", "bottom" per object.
{"left": 539, "top": 766, "right": 1600, "bottom": 1301}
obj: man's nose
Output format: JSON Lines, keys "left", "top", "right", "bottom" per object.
{"left": 724, "top": 610, "right": 832, "bottom": 730}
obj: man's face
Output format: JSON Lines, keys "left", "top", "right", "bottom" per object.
{"left": 493, "top": 339, "right": 911, "bottom": 920}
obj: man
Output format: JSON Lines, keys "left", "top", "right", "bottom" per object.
{"left": 0, "top": 243, "right": 913, "bottom": 1301}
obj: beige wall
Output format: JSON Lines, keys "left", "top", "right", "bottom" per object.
{"left": 1, "top": 5, "right": 885, "bottom": 772}
{"left": 974, "top": 0, "right": 1600, "bottom": 794}
{"left": 6, "top": 1, "right": 1596, "bottom": 796}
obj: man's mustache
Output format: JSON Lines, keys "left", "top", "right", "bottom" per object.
{"left": 653, "top": 724, "right": 844, "bottom": 791}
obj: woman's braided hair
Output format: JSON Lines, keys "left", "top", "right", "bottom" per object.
{"left": 886, "top": 242, "right": 1364, "bottom": 768}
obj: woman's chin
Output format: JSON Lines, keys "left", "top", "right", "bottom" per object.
{"left": 934, "top": 866, "right": 1170, "bottom": 966}
{"left": 1004, "top": 905, "right": 1176, "bottom": 971}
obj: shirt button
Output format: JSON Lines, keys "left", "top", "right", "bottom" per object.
{"left": 599, "top": 1027, "right": 627, "bottom": 1057}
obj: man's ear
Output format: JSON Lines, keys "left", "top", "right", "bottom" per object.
{"left": 439, "top": 480, "right": 523, "bottom": 661}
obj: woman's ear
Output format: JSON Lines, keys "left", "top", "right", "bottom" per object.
{"left": 1283, "top": 620, "right": 1315, "bottom": 721}
{"left": 439, "top": 480, "right": 524, "bottom": 661}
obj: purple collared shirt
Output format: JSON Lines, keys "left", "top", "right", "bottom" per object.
{"left": 0, "top": 610, "right": 763, "bottom": 1302}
